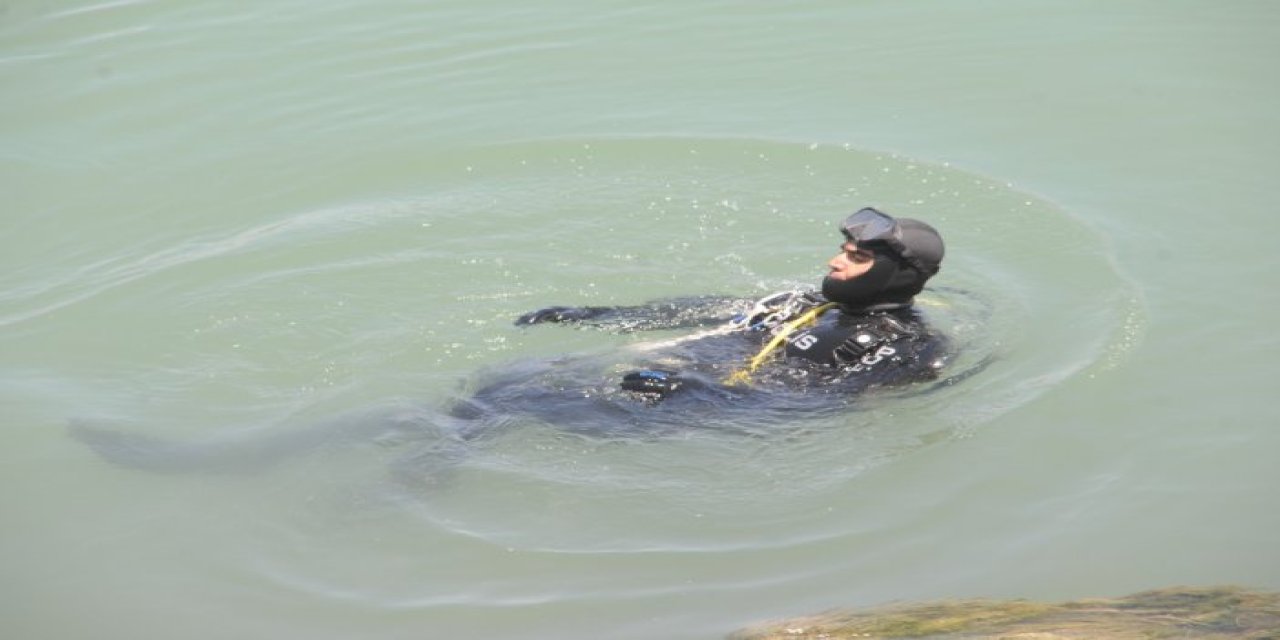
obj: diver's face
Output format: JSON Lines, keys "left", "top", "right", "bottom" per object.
{"left": 827, "top": 241, "right": 875, "bottom": 281}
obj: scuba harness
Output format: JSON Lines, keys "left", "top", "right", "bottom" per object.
{"left": 723, "top": 300, "right": 837, "bottom": 386}
{"left": 723, "top": 290, "right": 918, "bottom": 386}
{"left": 622, "top": 290, "right": 922, "bottom": 397}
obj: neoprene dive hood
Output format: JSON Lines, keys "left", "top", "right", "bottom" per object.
{"left": 821, "top": 208, "right": 945, "bottom": 310}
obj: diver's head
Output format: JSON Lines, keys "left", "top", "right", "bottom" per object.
{"left": 822, "top": 207, "right": 945, "bottom": 309}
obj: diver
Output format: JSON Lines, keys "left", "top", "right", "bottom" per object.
{"left": 510, "top": 207, "right": 949, "bottom": 406}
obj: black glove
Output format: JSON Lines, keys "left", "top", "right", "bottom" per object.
{"left": 620, "top": 369, "right": 684, "bottom": 400}
{"left": 515, "top": 306, "right": 609, "bottom": 326}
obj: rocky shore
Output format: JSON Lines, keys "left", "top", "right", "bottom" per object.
{"left": 730, "top": 586, "right": 1279, "bottom": 639}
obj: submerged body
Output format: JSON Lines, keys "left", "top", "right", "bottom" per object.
{"left": 67, "top": 291, "right": 963, "bottom": 476}
{"left": 450, "top": 289, "right": 951, "bottom": 438}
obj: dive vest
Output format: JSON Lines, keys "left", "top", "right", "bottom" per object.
{"left": 783, "top": 309, "right": 919, "bottom": 369}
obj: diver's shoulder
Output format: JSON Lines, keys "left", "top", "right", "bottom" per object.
{"left": 833, "top": 304, "right": 926, "bottom": 327}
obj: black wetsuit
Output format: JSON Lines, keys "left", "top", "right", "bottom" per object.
{"left": 66, "top": 291, "right": 957, "bottom": 476}
{"left": 783, "top": 302, "right": 942, "bottom": 376}
{"left": 450, "top": 291, "right": 949, "bottom": 437}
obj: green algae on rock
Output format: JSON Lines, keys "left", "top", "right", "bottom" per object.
{"left": 729, "top": 587, "right": 1280, "bottom": 639}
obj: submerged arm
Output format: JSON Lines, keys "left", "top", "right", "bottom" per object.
{"left": 515, "top": 295, "right": 752, "bottom": 332}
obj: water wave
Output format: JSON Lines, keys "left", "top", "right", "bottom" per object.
{"left": 54, "top": 135, "right": 1144, "bottom": 579}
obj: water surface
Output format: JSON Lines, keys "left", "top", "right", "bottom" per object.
{"left": 3, "top": 2, "right": 1278, "bottom": 639}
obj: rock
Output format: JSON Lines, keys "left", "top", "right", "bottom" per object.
{"left": 729, "top": 586, "right": 1280, "bottom": 639}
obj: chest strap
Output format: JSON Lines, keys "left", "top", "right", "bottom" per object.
{"left": 723, "top": 302, "right": 837, "bottom": 386}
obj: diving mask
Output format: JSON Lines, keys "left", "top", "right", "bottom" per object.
{"left": 839, "top": 208, "right": 939, "bottom": 276}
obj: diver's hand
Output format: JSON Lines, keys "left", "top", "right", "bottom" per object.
{"left": 515, "top": 306, "right": 608, "bottom": 326}
{"left": 620, "top": 369, "right": 684, "bottom": 400}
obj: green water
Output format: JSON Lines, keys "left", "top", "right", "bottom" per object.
{"left": 3, "top": 2, "right": 1278, "bottom": 639}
